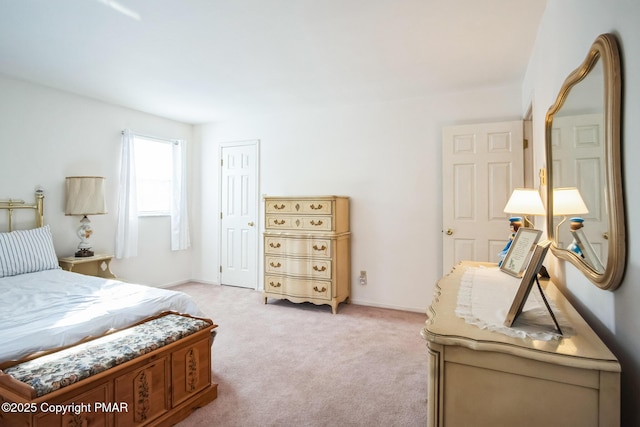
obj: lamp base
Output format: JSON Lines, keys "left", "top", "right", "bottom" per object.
{"left": 75, "top": 248, "right": 95, "bottom": 258}
{"left": 75, "top": 215, "right": 95, "bottom": 258}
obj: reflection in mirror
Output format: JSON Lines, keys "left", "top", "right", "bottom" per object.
{"left": 551, "top": 58, "right": 606, "bottom": 271}
{"left": 545, "top": 33, "right": 625, "bottom": 291}
{"left": 552, "top": 187, "right": 604, "bottom": 273}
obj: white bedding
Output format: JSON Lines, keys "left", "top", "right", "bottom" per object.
{"left": 0, "top": 269, "right": 203, "bottom": 362}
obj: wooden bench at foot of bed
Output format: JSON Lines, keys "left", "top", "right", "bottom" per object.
{"left": 0, "top": 312, "right": 218, "bottom": 427}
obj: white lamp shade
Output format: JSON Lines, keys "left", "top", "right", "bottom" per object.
{"left": 65, "top": 176, "right": 107, "bottom": 215}
{"left": 503, "top": 188, "right": 545, "bottom": 215}
{"left": 553, "top": 187, "right": 589, "bottom": 216}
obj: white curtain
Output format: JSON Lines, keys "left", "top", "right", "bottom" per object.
{"left": 171, "top": 139, "right": 190, "bottom": 251}
{"left": 115, "top": 129, "right": 139, "bottom": 258}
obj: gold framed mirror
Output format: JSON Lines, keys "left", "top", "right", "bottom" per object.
{"left": 545, "top": 33, "right": 625, "bottom": 291}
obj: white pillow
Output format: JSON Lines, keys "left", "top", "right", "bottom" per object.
{"left": 0, "top": 225, "right": 60, "bottom": 277}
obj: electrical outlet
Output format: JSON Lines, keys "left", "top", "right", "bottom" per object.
{"left": 359, "top": 270, "right": 367, "bottom": 285}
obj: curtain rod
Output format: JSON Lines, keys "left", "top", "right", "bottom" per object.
{"left": 121, "top": 130, "right": 180, "bottom": 144}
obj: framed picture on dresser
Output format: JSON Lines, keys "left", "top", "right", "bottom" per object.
{"left": 500, "top": 228, "right": 543, "bottom": 278}
{"left": 504, "top": 240, "right": 553, "bottom": 328}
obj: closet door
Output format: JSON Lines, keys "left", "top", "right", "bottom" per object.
{"left": 220, "top": 141, "right": 259, "bottom": 289}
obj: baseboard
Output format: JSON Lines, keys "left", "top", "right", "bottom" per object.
{"left": 348, "top": 298, "right": 427, "bottom": 314}
{"left": 157, "top": 279, "right": 220, "bottom": 289}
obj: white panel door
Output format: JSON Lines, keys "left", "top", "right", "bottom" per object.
{"left": 442, "top": 121, "right": 524, "bottom": 274}
{"left": 220, "top": 141, "right": 259, "bottom": 288}
{"left": 551, "top": 114, "right": 607, "bottom": 260}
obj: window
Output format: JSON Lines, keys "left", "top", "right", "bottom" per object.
{"left": 116, "top": 129, "right": 190, "bottom": 258}
{"left": 133, "top": 135, "right": 174, "bottom": 216}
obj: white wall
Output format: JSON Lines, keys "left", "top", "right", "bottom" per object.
{"left": 196, "top": 84, "right": 523, "bottom": 312}
{"left": 0, "top": 76, "right": 196, "bottom": 287}
{"left": 524, "top": 0, "right": 640, "bottom": 423}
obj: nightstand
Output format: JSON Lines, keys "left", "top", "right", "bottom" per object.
{"left": 58, "top": 254, "right": 117, "bottom": 279}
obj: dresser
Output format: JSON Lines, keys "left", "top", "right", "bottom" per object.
{"left": 422, "top": 261, "right": 620, "bottom": 427}
{"left": 263, "top": 196, "right": 350, "bottom": 314}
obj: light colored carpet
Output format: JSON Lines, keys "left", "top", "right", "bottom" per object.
{"left": 172, "top": 283, "right": 429, "bottom": 427}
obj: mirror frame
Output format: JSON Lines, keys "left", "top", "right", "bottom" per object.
{"left": 545, "top": 33, "right": 625, "bottom": 291}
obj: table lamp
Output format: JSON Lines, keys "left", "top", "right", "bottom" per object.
{"left": 65, "top": 176, "right": 107, "bottom": 257}
{"left": 503, "top": 188, "right": 546, "bottom": 227}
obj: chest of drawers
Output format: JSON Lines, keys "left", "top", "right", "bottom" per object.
{"left": 263, "top": 196, "right": 350, "bottom": 314}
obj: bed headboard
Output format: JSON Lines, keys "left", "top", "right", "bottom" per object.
{"left": 0, "top": 190, "right": 44, "bottom": 231}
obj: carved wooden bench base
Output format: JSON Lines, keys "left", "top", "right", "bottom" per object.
{"left": 0, "top": 312, "right": 218, "bottom": 427}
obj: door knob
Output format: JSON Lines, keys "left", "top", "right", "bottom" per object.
{"left": 248, "top": 221, "right": 255, "bottom": 227}
{"left": 446, "top": 228, "right": 454, "bottom": 235}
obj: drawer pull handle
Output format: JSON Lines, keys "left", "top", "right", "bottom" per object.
{"left": 310, "top": 220, "right": 323, "bottom": 226}
{"left": 273, "top": 219, "right": 285, "bottom": 225}
{"left": 313, "top": 286, "right": 327, "bottom": 293}
{"left": 269, "top": 242, "right": 281, "bottom": 248}
{"left": 313, "top": 265, "right": 327, "bottom": 272}
{"left": 273, "top": 204, "right": 285, "bottom": 210}
{"left": 269, "top": 281, "right": 282, "bottom": 288}
{"left": 310, "top": 204, "right": 323, "bottom": 210}
{"left": 270, "top": 261, "right": 282, "bottom": 268}
{"left": 313, "top": 244, "right": 327, "bottom": 251}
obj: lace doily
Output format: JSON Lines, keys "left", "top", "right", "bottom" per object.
{"left": 455, "top": 266, "right": 573, "bottom": 341}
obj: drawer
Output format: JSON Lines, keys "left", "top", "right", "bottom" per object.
{"left": 264, "top": 236, "right": 332, "bottom": 257}
{"left": 265, "top": 256, "right": 332, "bottom": 279}
{"left": 265, "top": 199, "right": 333, "bottom": 215}
{"left": 265, "top": 215, "right": 333, "bottom": 231}
{"left": 264, "top": 275, "right": 332, "bottom": 300}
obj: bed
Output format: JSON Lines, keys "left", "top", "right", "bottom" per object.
{"left": 0, "top": 191, "right": 218, "bottom": 426}
{"left": 0, "top": 269, "right": 203, "bottom": 364}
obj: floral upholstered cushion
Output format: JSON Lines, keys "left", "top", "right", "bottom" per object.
{"left": 3, "top": 314, "right": 211, "bottom": 397}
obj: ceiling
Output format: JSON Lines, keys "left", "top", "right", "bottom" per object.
{"left": 0, "top": 0, "right": 547, "bottom": 124}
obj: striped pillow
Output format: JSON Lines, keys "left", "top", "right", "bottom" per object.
{"left": 0, "top": 225, "right": 60, "bottom": 277}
